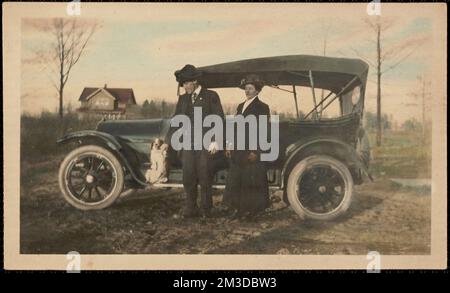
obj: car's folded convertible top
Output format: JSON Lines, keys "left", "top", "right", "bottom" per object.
{"left": 198, "top": 55, "right": 369, "bottom": 94}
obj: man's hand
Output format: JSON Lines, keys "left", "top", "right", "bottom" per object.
{"left": 208, "top": 141, "right": 219, "bottom": 155}
{"left": 248, "top": 152, "right": 258, "bottom": 162}
{"left": 224, "top": 141, "right": 233, "bottom": 158}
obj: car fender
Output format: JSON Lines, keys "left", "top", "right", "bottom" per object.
{"left": 57, "top": 130, "right": 147, "bottom": 186}
{"left": 281, "top": 137, "right": 371, "bottom": 189}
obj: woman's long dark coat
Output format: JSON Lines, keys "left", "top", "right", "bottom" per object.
{"left": 223, "top": 97, "right": 270, "bottom": 214}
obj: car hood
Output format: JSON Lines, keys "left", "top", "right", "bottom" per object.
{"left": 96, "top": 118, "right": 171, "bottom": 142}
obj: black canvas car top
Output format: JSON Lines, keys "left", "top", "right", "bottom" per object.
{"left": 198, "top": 55, "right": 369, "bottom": 94}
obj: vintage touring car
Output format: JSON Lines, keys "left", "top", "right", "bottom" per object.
{"left": 57, "top": 55, "right": 371, "bottom": 220}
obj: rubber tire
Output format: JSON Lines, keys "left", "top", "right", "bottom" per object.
{"left": 58, "top": 145, "right": 125, "bottom": 210}
{"left": 287, "top": 155, "right": 353, "bottom": 221}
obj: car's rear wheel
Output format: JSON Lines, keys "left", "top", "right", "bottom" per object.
{"left": 58, "top": 145, "right": 124, "bottom": 210}
{"left": 287, "top": 155, "right": 353, "bottom": 220}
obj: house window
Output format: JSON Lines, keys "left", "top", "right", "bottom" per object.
{"left": 94, "top": 98, "right": 110, "bottom": 107}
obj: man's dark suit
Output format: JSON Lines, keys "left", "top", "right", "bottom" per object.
{"left": 171, "top": 87, "right": 224, "bottom": 215}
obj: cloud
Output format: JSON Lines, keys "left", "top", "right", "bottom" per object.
{"left": 144, "top": 18, "right": 296, "bottom": 65}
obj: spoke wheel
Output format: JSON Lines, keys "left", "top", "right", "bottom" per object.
{"left": 287, "top": 155, "right": 353, "bottom": 220}
{"left": 58, "top": 145, "right": 124, "bottom": 210}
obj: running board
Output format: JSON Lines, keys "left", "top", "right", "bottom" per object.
{"left": 151, "top": 183, "right": 281, "bottom": 190}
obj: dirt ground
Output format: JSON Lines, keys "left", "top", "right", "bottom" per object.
{"left": 20, "top": 158, "right": 431, "bottom": 255}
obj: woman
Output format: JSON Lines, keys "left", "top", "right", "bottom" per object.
{"left": 223, "top": 74, "right": 271, "bottom": 220}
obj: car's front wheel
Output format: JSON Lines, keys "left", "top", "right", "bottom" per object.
{"left": 287, "top": 155, "right": 353, "bottom": 220}
{"left": 58, "top": 145, "right": 125, "bottom": 210}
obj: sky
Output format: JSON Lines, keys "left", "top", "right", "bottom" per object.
{"left": 20, "top": 3, "right": 444, "bottom": 123}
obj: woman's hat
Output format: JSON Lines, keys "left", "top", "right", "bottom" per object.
{"left": 174, "top": 64, "right": 202, "bottom": 84}
{"left": 239, "top": 74, "right": 265, "bottom": 90}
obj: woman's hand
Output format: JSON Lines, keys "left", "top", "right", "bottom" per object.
{"left": 208, "top": 141, "right": 219, "bottom": 155}
{"left": 225, "top": 150, "right": 232, "bottom": 158}
{"left": 224, "top": 141, "right": 233, "bottom": 158}
{"left": 248, "top": 152, "right": 258, "bottom": 162}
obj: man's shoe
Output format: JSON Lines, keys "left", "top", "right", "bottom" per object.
{"left": 183, "top": 208, "right": 200, "bottom": 218}
{"left": 227, "top": 209, "right": 239, "bottom": 220}
{"left": 240, "top": 212, "right": 258, "bottom": 222}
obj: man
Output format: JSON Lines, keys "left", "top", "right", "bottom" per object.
{"left": 172, "top": 64, "right": 225, "bottom": 218}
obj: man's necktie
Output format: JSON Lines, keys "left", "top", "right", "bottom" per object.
{"left": 191, "top": 92, "right": 197, "bottom": 104}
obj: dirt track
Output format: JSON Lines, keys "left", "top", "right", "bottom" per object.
{"left": 20, "top": 160, "right": 431, "bottom": 255}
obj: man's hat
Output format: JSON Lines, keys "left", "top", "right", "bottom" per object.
{"left": 239, "top": 74, "right": 265, "bottom": 90}
{"left": 174, "top": 64, "right": 202, "bottom": 84}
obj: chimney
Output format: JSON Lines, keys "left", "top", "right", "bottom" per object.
{"left": 104, "top": 83, "right": 107, "bottom": 89}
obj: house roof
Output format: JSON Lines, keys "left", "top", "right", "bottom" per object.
{"left": 79, "top": 87, "right": 137, "bottom": 104}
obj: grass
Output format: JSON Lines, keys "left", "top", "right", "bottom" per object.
{"left": 368, "top": 129, "right": 431, "bottom": 179}
{"left": 389, "top": 180, "right": 431, "bottom": 195}
{"left": 21, "top": 111, "right": 99, "bottom": 164}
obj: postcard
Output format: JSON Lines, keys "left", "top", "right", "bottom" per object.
{"left": 3, "top": 2, "right": 447, "bottom": 271}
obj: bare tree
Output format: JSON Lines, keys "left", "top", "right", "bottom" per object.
{"left": 32, "top": 18, "right": 99, "bottom": 119}
{"left": 320, "top": 21, "right": 331, "bottom": 114}
{"left": 305, "top": 20, "right": 333, "bottom": 117}
{"left": 350, "top": 16, "right": 427, "bottom": 146}
{"left": 407, "top": 75, "right": 431, "bottom": 142}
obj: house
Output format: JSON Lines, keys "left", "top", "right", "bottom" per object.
{"left": 77, "top": 84, "right": 139, "bottom": 119}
